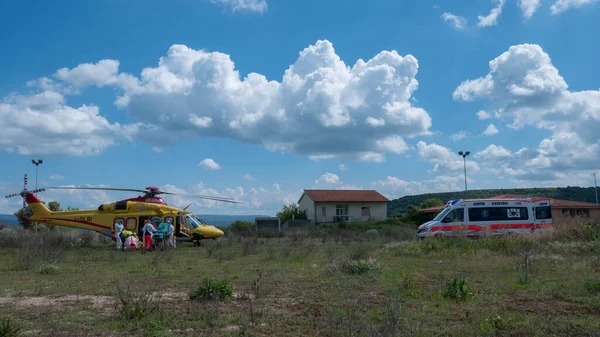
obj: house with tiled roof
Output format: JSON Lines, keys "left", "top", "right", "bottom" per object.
{"left": 298, "top": 189, "right": 390, "bottom": 224}
{"left": 421, "top": 193, "right": 600, "bottom": 226}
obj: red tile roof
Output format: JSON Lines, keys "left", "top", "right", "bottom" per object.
{"left": 301, "top": 189, "right": 390, "bottom": 203}
{"left": 421, "top": 194, "right": 600, "bottom": 213}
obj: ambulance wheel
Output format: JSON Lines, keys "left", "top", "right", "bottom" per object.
{"left": 434, "top": 232, "right": 444, "bottom": 239}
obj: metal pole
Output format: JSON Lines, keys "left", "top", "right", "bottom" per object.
{"left": 594, "top": 173, "right": 598, "bottom": 204}
{"left": 463, "top": 156, "right": 467, "bottom": 198}
{"left": 35, "top": 165, "right": 38, "bottom": 196}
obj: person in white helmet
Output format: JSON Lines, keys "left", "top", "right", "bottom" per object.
{"left": 114, "top": 220, "right": 124, "bottom": 249}
{"left": 166, "top": 218, "right": 175, "bottom": 248}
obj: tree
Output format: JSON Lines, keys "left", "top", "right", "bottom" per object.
{"left": 48, "top": 201, "right": 61, "bottom": 212}
{"left": 276, "top": 203, "right": 307, "bottom": 224}
{"left": 14, "top": 200, "right": 64, "bottom": 231}
{"left": 228, "top": 220, "right": 255, "bottom": 234}
{"left": 420, "top": 198, "right": 444, "bottom": 209}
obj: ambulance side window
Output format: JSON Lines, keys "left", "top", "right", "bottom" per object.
{"left": 443, "top": 208, "right": 464, "bottom": 222}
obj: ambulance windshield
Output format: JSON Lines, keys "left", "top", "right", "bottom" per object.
{"left": 433, "top": 207, "right": 451, "bottom": 221}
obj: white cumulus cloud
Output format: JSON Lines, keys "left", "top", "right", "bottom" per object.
{"left": 519, "top": 0, "right": 542, "bottom": 18}
{"left": 338, "top": 164, "right": 347, "bottom": 171}
{"left": 209, "top": 0, "right": 268, "bottom": 13}
{"left": 0, "top": 90, "right": 138, "bottom": 156}
{"left": 475, "top": 144, "right": 513, "bottom": 161}
{"left": 99, "top": 40, "right": 432, "bottom": 162}
{"left": 477, "top": 110, "right": 493, "bottom": 120}
{"left": 477, "top": 0, "right": 506, "bottom": 27}
{"left": 244, "top": 174, "right": 254, "bottom": 180}
{"left": 314, "top": 173, "right": 342, "bottom": 185}
{"left": 199, "top": 158, "right": 222, "bottom": 170}
{"left": 551, "top": 0, "right": 599, "bottom": 14}
{"left": 482, "top": 124, "right": 499, "bottom": 136}
{"left": 441, "top": 12, "right": 467, "bottom": 29}
{"left": 416, "top": 141, "right": 480, "bottom": 174}
{"left": 49, "top": 174, "right": 64, "bottom": 180}
{"left": 454, "top": 43, "right": 600, "bottom": 182}
{"left": 451, "top": 131, "right": 469, "bottom": 141}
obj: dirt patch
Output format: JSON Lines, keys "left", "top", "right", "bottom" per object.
{"left": 505, "top": 295, "right": 600, "bottom": 316}
{"left": 0, "top": 294, "right": 118, "bottom": 316}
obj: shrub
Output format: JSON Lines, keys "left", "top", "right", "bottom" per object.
{"left": 442, "top": 277, "right": 473, "bottom": 301}
{"left": 190, "top": 278, "right": 233, "bottom": 302}
{"left": 116, "top": 284, "right": 162, "bottom": 321}
{"left": 345, "top": 261, "right": 373, "bottom": 275}
{"left": 326, "top": 257, "right": 381, "bottom": 276}
{"left": 228, "top": 220, "right": 255, "bottom": 236}
{"left": 584, "top": 279, "right": 600, "bottom": 295}
{"left": 0, "top": 318, "right": 21, "bottom": 337}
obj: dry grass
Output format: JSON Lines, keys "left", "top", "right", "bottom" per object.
{"left": 0, "top": 224, "right": 598, "bottom": 336}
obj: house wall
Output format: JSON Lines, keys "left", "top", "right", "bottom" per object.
{"left": 298, "top": 194, "right": 315, "bottom": 224}
{"left": 551, "top": 208, "right": 600, "bottom": 226}
{"left": 313, "top": 202, "right": 387, "bottom": 223}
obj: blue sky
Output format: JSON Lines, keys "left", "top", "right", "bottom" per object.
{"left": 1, "top": 0, "right": 599, "bottom": 215}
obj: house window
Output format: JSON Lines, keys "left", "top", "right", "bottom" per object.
{"left": 575, "top": 209, "right": 590, "bottom": 217}
{"left": 336, "top": 204, "right": 349, "bottom": 221}
{"left": 361, "top": 207, "right": 371, "bottom": 217}
{"left": 321, "top": 207, "right": 326, "bottom": 217}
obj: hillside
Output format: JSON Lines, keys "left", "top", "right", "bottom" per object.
{"left": 0, "top": 214, "right": 19, "bottom": 226}
{"left": 387, "top": 186, "right": 599, "bottom": 215}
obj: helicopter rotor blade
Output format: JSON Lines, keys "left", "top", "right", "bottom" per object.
{"left": 159, "top": 191, "right": 234, "bottom": 200}
{"left": 158, "top": 191, "right": 242, "bottom": 203}
{"left": 4, "top": 188, "right": 46, "bottom": 199}
{"left": 44, "top": 186, "right": 148, "bottom": 193}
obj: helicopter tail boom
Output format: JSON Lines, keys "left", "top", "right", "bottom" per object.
{"left": 25, "top": 192, "right": 52, "bottom": 220}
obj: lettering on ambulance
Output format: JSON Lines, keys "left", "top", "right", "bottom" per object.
{"left": 74, "top": 216, "right": 93, "bottom": 222}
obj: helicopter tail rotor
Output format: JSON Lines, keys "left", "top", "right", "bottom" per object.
{"left": 5, "top": 174, "right": 46, "bottom": 205}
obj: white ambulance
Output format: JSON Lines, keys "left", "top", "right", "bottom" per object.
{"left": 416, "top": 197, "right": 553, "bottom": 238}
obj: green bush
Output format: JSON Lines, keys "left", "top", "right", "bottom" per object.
{"left": 345, "top": 261, "right": 372, "bottom": 275}
{"left": 584, "top": 224, "right": 600, "bottom": 241}
{"left": 228, "top": 220, "right": 255, "bottom": 235}
{"left": 584, "top": 279, "right": 600, "bottom": 295}
{"left": 190, "top": 278, "right": 233, "bottom": 302}
{"left": 0, "top": 318, "right": 21, "bottom": 337}
{"left": 442, "top": 277, "right": 473, "bottom": 301}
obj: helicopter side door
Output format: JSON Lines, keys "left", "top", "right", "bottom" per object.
{"left": 176, "top": 213, "right": 190, "bottom": 238}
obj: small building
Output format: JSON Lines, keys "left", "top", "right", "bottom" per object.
{"left": 420, "top": 193, "right": 600, "bottom": 225}
{"left": 255, "top": 217, "right": 281, "bottom": 232}
{"left": 298, "top": 189, "right": 390, "bottom": 224}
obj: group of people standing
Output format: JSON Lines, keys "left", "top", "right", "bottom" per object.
{"left": 113, "top": 217, "right": 176, "bottom": 250}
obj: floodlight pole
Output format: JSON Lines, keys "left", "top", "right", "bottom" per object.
{"left": 31, "top": 159, "right": 43, "bottom": 196}
{"left": 31, "top": 159, "right": 43, "bottom": 233}
{"left": 458, "top": 151, "right": 470, "bottom": 199}
{"left": 594, "top": 173, "right": 598, "bottom": 204}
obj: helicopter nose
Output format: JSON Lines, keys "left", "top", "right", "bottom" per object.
{"left": 217, "top": 228, "right": 224, "bottom": 236}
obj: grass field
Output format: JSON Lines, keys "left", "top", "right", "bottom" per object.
{"left": 0, "top": 224, "right": 599, "bottom": 337}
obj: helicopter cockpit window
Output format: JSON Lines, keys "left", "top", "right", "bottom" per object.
{"left": 185, "top": 215, "right": 206, "bottom": 229}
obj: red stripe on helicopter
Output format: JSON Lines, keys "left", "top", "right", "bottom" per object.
{"left": 39, "top": 218, "right": 112, "bottom": 230}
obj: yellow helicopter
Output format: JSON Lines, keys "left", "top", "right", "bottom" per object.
{"left": 5, "top": 175, "right": 241, "bottom": 246}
